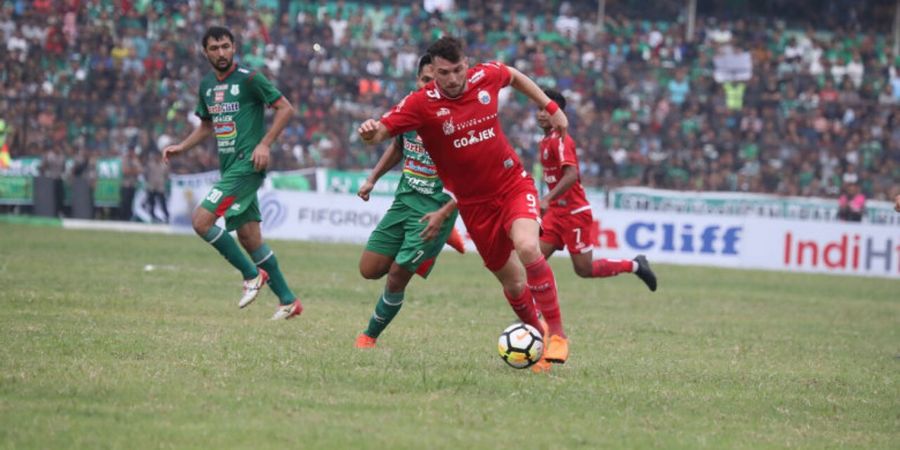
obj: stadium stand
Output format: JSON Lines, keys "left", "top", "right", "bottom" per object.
{"left": 0, "top": 0, "right": 897, "bottom": 202}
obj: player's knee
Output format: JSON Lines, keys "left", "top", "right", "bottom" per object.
{"left": 515, "top": 243, "right": 542, "bottom": 265}
{"left": 359, "top": 263, "right": 386, "bottom": 280}
{"left": 574, "top": 263, "right": 593, "bottom": 278}
{"left": 504, "top": 280, "right": 527, "bottom": 298}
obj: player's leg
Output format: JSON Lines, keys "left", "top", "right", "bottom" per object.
{"left": 566, "top": 212, "right": 657, "bottom": 290}
{"left": 192, "top": 204, "right": 259, "bottom": 281}
{"left": 491, "top": 251, "right": 541, "bottom": 332}
{"left": 540, "top": 240, "right": 557, "bottom": 260}
{"left": 236, "top": 221, "right": 302, "bottom": 314}
{"left": 509, "top": 217, "right": 569, "bottom": 363}
{"left": 357, "top": 262, "right": 416, "bottom": 348}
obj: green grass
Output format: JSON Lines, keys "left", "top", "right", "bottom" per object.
{"left": 0, "top": 223, "right": 897, "bottom": 449}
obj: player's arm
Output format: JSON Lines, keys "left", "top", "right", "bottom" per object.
{"left": 419, "top": 198, "right": 457, "bottom": 241}
{"left": 507, "top": 66, "right": 568, "bottom": 136}
{"left": 540, "top": 165, "right": 578, "bottom": 213}
{"left": 252, "top": 97, "right": 295, "bottom": 172}
{"left": 162, "top": 120, "right": 214, "bottom": 164}
{"left": 358, "top": 136, "right": 403, "bottom": 201}
{"left": 357, "top": 119, "right": 393, "bottom": 145}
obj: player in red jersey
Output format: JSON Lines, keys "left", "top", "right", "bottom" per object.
{"left": 537, "top": 89, "right": 657, "bottom": 291}
{"left": 358, "top": 37, "right": 569, "bottom": 371}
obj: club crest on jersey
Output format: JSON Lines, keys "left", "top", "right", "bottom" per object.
{"left": 477, "top": 90, "right": 491, "bottom": 105}
{"left": 436, "top": 107, "right": 450, "bottom": 117}
{"left": 442, "top": 117, "right": 455, "bottom": 135}
{"left": 230, "top": 84, "right": 240, "bottom": 95}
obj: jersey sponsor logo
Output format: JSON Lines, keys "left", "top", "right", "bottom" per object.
{"left": 403, "top": 137, "right": 425, "bottom": 154}
{"left": 477, "top": 90, "right": 491, "bottom": 104}
{"left": 403, "top": 158, "right": 438, "bottom": 178}
{"left": 215, "top": 91, "right": 225, "bottom": 102}
{"left": 436, "top": 107, "right": 450, "bottom": 117}
{"left": 213, "top": 114, "right": 233, "bottom": 123}
{"left": 452, "top": 127, "right": 496, "bottom": 148}
{"left": 468, "top": 69, "right": 485, "bottom": 84}
{"left": 213, "top": 84, "right": 228, "bottom": 91}
{"left": 230, "top": 84, "right": 240, "bottom": 95}
{"left": 545, "top": 174, "right": 558, "bottom": 183}
{"left": 208, "top": 102, "right": 240, "bottom": 114}
{"left": 214, "top": 121, "right": 237, "bottom": 140}
{"left": 456, "top": 113, "right": 497, "bottom": 132}
{"left": 442, "top": 117, "right": 455, "bottom": 135}
{"left": 230, "top": 202, "right": 242, "bottom": 210}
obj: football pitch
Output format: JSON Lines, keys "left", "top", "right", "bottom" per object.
{"left": 0, "top": 223, "right": 897, "bottom": 449}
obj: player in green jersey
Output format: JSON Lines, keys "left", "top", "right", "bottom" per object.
{"left": 162, "top": 26, "right": 302, "bottom": 320}
{"left": 354, "top": 55, "right": 465, "bottom": 348}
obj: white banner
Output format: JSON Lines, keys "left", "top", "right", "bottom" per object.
{"left": 168, "top": 185, "right": 899, "bottom": 279}
{"left": 571, "top": 210, "right": 899, "bottom": 279}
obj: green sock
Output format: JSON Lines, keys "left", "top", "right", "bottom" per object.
{"left": 364, "top": 289, "right": 405, "bottom": 338}
{"left": 202, "top": 226, "right": 257, "bottom": 279}
{"left": 250, "top": 243, "right": 296, "bottom": 305}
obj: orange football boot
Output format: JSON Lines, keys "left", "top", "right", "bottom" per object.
{"left": 354, "top": 333, "right": 377, "bottom": 349}
{"left": 544, "top": 335, "right": 569, "bottom": 364}
{"left": 446, "top": 228, "right": 466, "bottom": 254}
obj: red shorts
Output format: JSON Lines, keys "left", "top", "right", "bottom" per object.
{"left": 540, "top": 206, "right": 594, "bottom": 254}
{"left": 458, "top": 181, "right": 541, "bottom": 272}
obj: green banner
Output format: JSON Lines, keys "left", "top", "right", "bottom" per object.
{"left": 609, "top": 187, "right": 899, "bottom": 225}
{"left": 0, "top": 157, "right": 40, "bottom": 205}
{"left": 0, "top": 157, "right": 121, "bottom": 206}
{"left": 270, "top": 172, "right": 312, "bottom": 191}
{"left": 322, "top": 169, "right": 402, "bottom": 196}
{"left": 93, "top": 158, "right": 121, "bottom": 207}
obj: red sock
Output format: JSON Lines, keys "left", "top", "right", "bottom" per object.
{"left": 503, "top": 289, "right": 540, "bottom": 331}
{"left": 591, "top": 259, "right": 635, "bottom": 278}
{"left": 525, "top": 258, "right": 565, "bottom": 338}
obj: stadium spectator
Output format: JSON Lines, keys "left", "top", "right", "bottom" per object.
{"left": 119, "top": 146, "right": 142, "bottom": 221}
{"left": 143, "top": 150, "right": 169, "bottom": 223}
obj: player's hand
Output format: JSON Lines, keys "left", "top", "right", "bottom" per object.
{"left": 419, "top": 211, "right": 447, "bottom": 241}
{"left": 358, "top": 179, "right": 375, "bottom": 201}
{"left": 549, "top": 109, "right": 568, "bottom": 138}
{"left": 251, "top": 143, "right": 270, "bottom": 172}
{"left": 539, "top": 198, "right": 550, "bottom": 216}
{"left": 358, "top": 119, "right": 380, "bottom": 143}
{"left": 161, "top": 144, "right": 185, "bottom": 164}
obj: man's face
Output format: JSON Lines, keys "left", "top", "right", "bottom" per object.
{"left": 203, "top": 35, "right": 234, "bottom": 73}
{"left": 536, "top": 107, "right": 551, "bottom": 129}
{"left": 416, "top": 64, "right": 434, "bottom": 90}
{"left": 432, "top": 56, "right": 467, "bottom": 98}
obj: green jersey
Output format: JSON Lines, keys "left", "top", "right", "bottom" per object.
{"left": 395, "top": 131, "right": 450, "bottom": 212}
{"left": 194, "top": 64, "right": 283, "bottom": 175}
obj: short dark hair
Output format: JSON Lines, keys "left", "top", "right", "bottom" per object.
{"left": 417, "top": 54, "right": 432, "bottom": 76}
{"left": 202, "top": 26, "right": 234, "bottom": 48}
{"left": 427, "top": 37, "right": 464, "bottom": 63}
{"left": 543, "top": 88, "right": 567, "bottom": 111}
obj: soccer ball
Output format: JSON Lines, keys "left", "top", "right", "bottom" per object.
{"left": 497, "top": 323, "right": 544, "bottom": 369}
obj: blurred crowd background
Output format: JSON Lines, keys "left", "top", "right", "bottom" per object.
{"left": 1, "top": 0, "right": 898, "bottom": 204}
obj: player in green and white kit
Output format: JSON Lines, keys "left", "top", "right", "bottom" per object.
{"left": 162, "top": 26, "right": 302, "bottom": 320}
{"left": 354, "top": 55, "right": 464, "bottom": 348}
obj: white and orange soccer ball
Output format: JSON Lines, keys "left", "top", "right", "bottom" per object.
{"left": 497, "top": 323, "right": 544, "bottom": 369}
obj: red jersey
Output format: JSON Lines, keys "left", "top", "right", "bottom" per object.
{"left": 539, "top": 131, "right": 590, "bottom": 213}
{"left": 379, "top": 62, "right": 530, "bottom": 205}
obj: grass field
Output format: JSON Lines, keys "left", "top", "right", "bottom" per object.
{"left": 0, "top": 223, "right": 897, "bottom": 449}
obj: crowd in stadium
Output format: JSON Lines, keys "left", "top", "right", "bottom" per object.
{"left": 0, "top": 0, "right": 898, "bottom": 203}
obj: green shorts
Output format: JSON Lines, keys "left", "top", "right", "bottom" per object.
{"left": 365, "top": 198, "right": 459, "bottom": 278}
{"left": 200, "top": 171, "right": 263, "bottom": 231}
